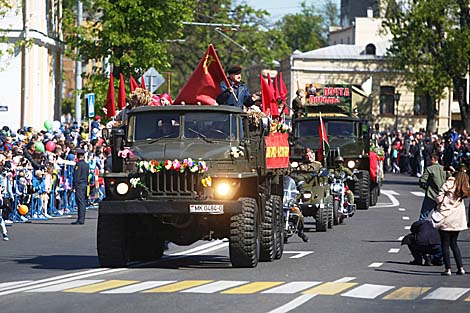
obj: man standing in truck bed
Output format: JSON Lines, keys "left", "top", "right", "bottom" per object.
{"left": 216, "top": 66, "right": 259, "bottom": 109}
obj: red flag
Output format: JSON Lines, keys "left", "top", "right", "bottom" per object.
{"left": 273, "top": 74, "right": 280, "bottom": 100}
{"left": 130, "top": 75, "right": 139, "bottom": 92}
{"left": 141, "top": 76, "right": 146, "bottom": 90}
{"left": 317, "top": 114, "right": 330, "bottom": 163}
{"left": 118, "top": 73, "right": 126, "bottom": 110}
{"left": 105, "top": 72, "right": 116, "bottom": 118}
{"left": 279, "top": 72, "right": 288, "bottom": 98}
{"left": 260, "top": 73, "right": 279, "bottom": 117}
{"left": 174, "top": 44, "right": 230, "bottom": 105}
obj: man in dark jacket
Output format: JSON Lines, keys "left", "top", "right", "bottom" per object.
{"left": 72, "top": 149, "right": 89, "bottom": 225}
{"left": 401, "top": 219, "right": 442, "bottom": 265}
{"left": 216, "top": 66, "right": 259, "bottom": 109}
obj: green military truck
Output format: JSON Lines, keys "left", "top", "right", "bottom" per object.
{"left": 98, "top": 105, "right": 287, "bottom": 268}
{"left": 290, "top": 101, "right": 382, "bottom": 210}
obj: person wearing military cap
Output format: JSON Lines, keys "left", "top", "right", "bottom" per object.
{"left": 72, "top": 148, "right": 89, "bottom": 225}
{"left": 292, "top": 89, "right": 306, "bottom": 119}
{"left": 216, "top": 65, "right": 260, "bottom": 109}
{"left": 331, "top": 156, "right": 355, "bottom": 205}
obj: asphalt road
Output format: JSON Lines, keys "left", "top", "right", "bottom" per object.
{"left": 1, "top": 174, "right": 469, "bottom": 313}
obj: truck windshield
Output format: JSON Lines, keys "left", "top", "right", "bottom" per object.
{"left": 295, "top": 120, "right": 355, "bottom": 137}
{"left": 184, "top": 112, "right": 236, "bottom": 140}
{"left": 132, "top": 112, "right": 180, "bottom": 141}
{"left": 327, "top": 121, "right": 355, "bottom": 137}
{"left": 295, "top": 120, "right": 319, "bottom": 137}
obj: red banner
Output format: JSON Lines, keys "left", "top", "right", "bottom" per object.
{"left": 265, "top": 133, "right": 289, "bottom": 169}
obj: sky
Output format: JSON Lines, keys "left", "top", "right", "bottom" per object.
{"left": 244, "top": 0, "right": 341, "bottom": 22}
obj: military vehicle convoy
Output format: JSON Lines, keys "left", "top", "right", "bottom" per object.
{"left": 290, "top": 101, "right": 382, "bottom": 210}
{"left": 98, "top": 105, "right": 288, "bottom": 268}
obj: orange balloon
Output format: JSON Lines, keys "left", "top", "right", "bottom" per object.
{"left": 18, "top": 204, "right": 29, "bottom": 216}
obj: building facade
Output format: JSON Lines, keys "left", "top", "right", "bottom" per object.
{"left": 0, "top": 0, "right": 63, "bottom": 131}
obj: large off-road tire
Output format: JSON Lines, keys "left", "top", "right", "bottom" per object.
{"left": 327, "top": 198, "right": 334, "bottom": 229}
{"left": 128, "top": 225, "right": 165, "bottom": 262}
{"left": 260, "top": 197, "right": 275, "bottom": 262}
{"left": 229, "top": 197, "right": 260, "bottom": 268}
{"left": 315, "top": 204, "right": 328, "bottom": 232}
{"left": 370, "top": 183, "right": 379, "bottom": 207}
{"left": 353, "top": 170, "right": 370, "bottom": 210}
{"left": 272, "top": 195, "right": 284, "bottom": 260}
{"left": 97, "top": 213, "right": 129, "bottom": 268}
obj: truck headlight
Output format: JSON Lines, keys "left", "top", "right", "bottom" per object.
{"left": 347, "top": 160, "right": 356, "bottom": 169}
{"left": 213, "top": 180, "right": 240, "bottom": 199}
{"left": 116, "top": 182, "right": 130, "bottom": 195}
{"left": 303, "top": 191, "right": 312, "bottom": 200}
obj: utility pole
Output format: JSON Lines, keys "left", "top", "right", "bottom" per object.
{"left": 75, "top": 0, "right": 83, "bottom": 124}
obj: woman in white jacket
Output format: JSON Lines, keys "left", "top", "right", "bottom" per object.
{"left": 435, "top": 171, "right": 469, "bottom": 276}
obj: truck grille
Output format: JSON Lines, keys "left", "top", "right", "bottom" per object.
{"left": 315, "top": 149, "right": 340, "bottom": 167}
{"left": 143, "top": 171, "right": 201, "bottom": 198}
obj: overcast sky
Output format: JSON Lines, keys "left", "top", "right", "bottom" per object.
{"left": 243, "top": 0, "right": 341, "bottom": 21}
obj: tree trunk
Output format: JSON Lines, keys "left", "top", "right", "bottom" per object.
{"left": 454, "top": 78, "right": 470, "bottom": 132}
{"left": 426, "top": 93, "right": 437, "bottom": 133}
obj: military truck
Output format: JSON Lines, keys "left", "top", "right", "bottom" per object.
{"left": 98, "top": 105, "right": 287, "bottom": 268}
{"left": 290, "top": 102, "right": 381, "bottom": 210}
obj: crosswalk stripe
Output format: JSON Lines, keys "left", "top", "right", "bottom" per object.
{"left": 303, "top": 282, "right": 357, "bottom": 295}
{"left": 368, "top": 263, "right": 383, "bottom": 268}
{"left": 423, "top": 287, "right": 470, "bottom": 301}
{"left": 221, "top": 282, "right": 284, "bottom": 294}
{"left": 382, "top": 287, "right": 431, "bottom": 300}
{"left": 101, "top": 281, "right": 177, "bottom": 294}
{"left": 262, "top": 282, "right": 322, "bottom": 294}
{"left": 64, "top": 280, "right": 138, "bottom": 293}
{"left": 27, "top": 280, "right": 104, "bottom": 292}
{"left": 341, "top": 284, "right": 395, "bottom": 299}
{"left": 334, "top": 277, "right": 356, "bottom": 283}
{"left": 143, "top": 280, "right": 213, "bottom": 293}
{"left": 388, "top": 248, "right": 400, "bottom": 253}
{"left": 181, "top": 281, "right": 248, "bottom": 293}
{"left": 0, "top": 281, "right": 33, "bottom": 291}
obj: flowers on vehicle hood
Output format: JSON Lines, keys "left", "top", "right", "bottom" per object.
{"left": 229, "top": 146, "right": 245, "bottom": 159}
{"left": 118, "top": 147, "right": 134, "bottom": 159}
{"left": 136, "top": 158, "right": 209, "bottom": 174}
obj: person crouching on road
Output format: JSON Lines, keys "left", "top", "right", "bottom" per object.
{"left": 401, "top": 219, "right": 442, "bottom": 266}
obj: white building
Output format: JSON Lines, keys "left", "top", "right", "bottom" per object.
{"left": 0, "top": 0, "right": 63, "bottom": 131}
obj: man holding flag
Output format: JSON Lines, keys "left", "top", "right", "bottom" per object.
{"left": 216, "top": 66, "right": 260, "bottom": 109}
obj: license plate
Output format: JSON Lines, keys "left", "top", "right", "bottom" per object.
{"left": 189, "top": 204, "right": 224, "bottom": 214}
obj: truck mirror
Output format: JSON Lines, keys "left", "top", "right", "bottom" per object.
{"left": 260, "top": 117, "right": 271, "bottom": 136}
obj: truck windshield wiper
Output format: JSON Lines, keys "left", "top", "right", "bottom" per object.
{"left": 187, "top": 128, "right": 214, "bottom": 143}
{"left": 146, "top": 134, "right": 173, "bottom": 144}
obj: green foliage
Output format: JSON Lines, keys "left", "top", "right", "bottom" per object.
{"left": 384, "top": 0, "right": 470, "bottom": 130}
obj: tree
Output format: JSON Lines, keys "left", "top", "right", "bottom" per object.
{"left": 62, "top": 0, "right": 197, "bottom": 115}
{"left": 384, "top": 0, "right": 470, "bottom": 131}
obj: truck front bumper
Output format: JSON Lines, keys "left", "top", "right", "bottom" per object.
{"left": 99, "top": 199, "right": 243, "bottom": 215}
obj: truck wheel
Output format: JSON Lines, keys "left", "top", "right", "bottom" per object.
{"left": 327, "top": 197, "right": 334, "bottom": 229}
{"left": 260, "top": 197, "right": 275, "bottom": 262}
{"left": 315, "top": 204, "right": 328, "bottom": 232}
{"left": 229, "top": 197, "right": 260, "bottom": 268}
{"left": 272, "top": 195, "right": 284, "bottom": 260}
{"left": 370, "top": 183, "right": 378, "bottom": 207}
{"left": 333, "top": 199, "right": 341, "bottom": 225}
{"left": 97, "top": 213, "right": 129, "bottom": 268}
{"left": 129, "top": 228, "right": 165, "bottom": 262}
{"left": 354, "top": 170, "right": 370, "bottom": 210}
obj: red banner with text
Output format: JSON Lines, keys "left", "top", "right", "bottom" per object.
{"left": 265, "top": 133, "right": 290, "bottom": 169}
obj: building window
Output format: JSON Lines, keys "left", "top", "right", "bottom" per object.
{"left": 380, "top": 86, "right": 395, "bottom": 115}
{"left": 413, "top": 91, "right": 430, "bottom": 116}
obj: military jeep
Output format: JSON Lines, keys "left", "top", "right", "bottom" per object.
{"left": 98, "top": 105, "right": 287, "bottom": 268}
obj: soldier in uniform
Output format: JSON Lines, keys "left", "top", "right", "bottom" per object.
{"left": 216, "top": 66, "right": 259, "bottom": 109}
{"left": 331, "top": 156, "right": 355, "bottom": 204}
{"left": 291, "top": 89, "right": 306, "bottom": 119}
{"left": 72, "top": 149, "right": 89, "bottom": 225}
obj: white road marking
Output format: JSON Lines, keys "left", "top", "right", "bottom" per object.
{"left": 181, "top": 280, "right": 248, "bottom": 293}
{"left": 368, "top": 262, "right": 383, "bottom": 268}
{"left": 341, "top": 284, "right": 395, "bottom": 299}
{"left": 404, "top": 226, "right": 411, "bottom": 230}
{"left": 283, "top": 251, "right": 314, "bottom": 259}
{"left": 375, "top": 190, "right": 400, "bottom": 208}
{"left": 398, "top": 208, "right": 406, "bottom": 211}
{"left": 262, "top": 282, "right": 322, "bottom": 294}
{"left": 334, "top": 277, "right": 356, "bottom": 283}
{"left": 190, "top": 242, "right": 229, "bottom": 255}
{"left": 388, "top": 248, "right": 400, "bottom": 253}
{"left": 102, "top": 281, "right": 177, "bottom": 294}
{"left": 402, "top": 216, "right": 410, "bottom": 220}
{"left": 0, "top": 268, "right": 127, "bottom": 296}
{"left": 0, "top": 281, "right": 33, "bottom": 292}
{"left": 168, "top": 240, "right": 226, "bottom": 256}
{"left": 411, "top": 191, "right": 425, "bottom": 197}
{"left": 27, "top": 280, "right": 104, "bottom": 292}
{"left": 397, "top": 236, "right": 404, "bottom": 241}
{"left": 423, "top": 287, "right": 470, "bottom": 301}
{"left": 266, "top": 294, "right": 317, "bottom": 313}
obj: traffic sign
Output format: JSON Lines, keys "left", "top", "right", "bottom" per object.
{"left": 142, "top": 67, "right": 165, "bottom": 93}
{"left": 86, "top": 93, "right": 95, "bottom": 118}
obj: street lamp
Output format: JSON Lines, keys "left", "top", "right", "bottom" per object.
{"left": 394, "top": 92, "right": 401, "bottom": 132}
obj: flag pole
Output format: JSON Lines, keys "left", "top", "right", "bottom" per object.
{"left": 320, "top": 112, "right": 326, "bottom": 168}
